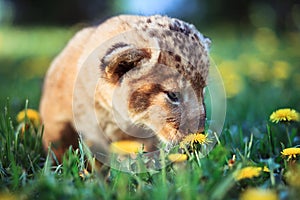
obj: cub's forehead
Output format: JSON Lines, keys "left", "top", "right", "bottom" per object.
{"left": 131, "top": 15, "right": 211, "bottom": 91}
{"left": 132, "top": 15, "right": 211, "bottom": 52}
{"left": 102, "top": 15, "right": 211, "bottom": 93}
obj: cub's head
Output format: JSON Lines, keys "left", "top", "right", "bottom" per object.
{"left": 99, "top": 15, "right": 211, "bottom": 145}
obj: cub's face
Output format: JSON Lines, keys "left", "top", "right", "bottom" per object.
{"left": 100, "top": 46, "right": 208, "bottom": 145}
{"left": 126, "top": 64, "right": 205, "bottom": 144}
{"left": 98, "top": 16, "right": 210, "bottom": 145}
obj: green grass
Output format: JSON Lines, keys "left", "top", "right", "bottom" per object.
{"left": 0, "top": 25, "right": 300, "bottom": 199}
{"left": 1, "top": 102, "right": 299, "bottom": 199}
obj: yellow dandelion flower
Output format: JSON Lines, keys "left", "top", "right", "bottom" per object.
{"left": 16, "top": 109, "right": 40, "bottom": 127}
{"left": 254, "top": 28, "right": 279, "bottom": 56}
{"left": 168, "top": 153, "right": 188, "bottom": 163}
{"left": 0, "top": 193, "right": 17, "bottom": 200}
{"left": 285, "top": 165, "right": 300, "bottom": 187}
{"left": 269, "top": 108, "right": 299, "bottom": 123}
{"left": 79, "top": 169, "right": 90, "bottom": 179}
{"left": 218, "top": 61, "right": 244, "bottom": 98}
{"left": 272, "top": 61, "right": 290, "bottom": 80}
{"left": 262, "top": 166, "right": 270, "bottom": 173}
{"left": 281, "top": 147, "right": 300, "bottom": 161}
{"left": 240, "top": 188, "right": 278, "bottom": 200}
{"left": 179, "top": 133, "right": 210, "bottom": 149}
{"left": 234, "top": 166, "right": 262, "bottom": 181}
{"left": 247, "top": 59, "right": 270, "bottom": 82}
{"left": 110, "top": 140, "right": 143, "bottom": 155}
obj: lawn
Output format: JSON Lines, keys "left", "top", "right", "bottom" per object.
{"left": 0, "top": 24, "right": 300, "bottom": 199}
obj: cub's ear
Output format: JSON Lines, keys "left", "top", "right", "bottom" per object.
{"left": 101, "top": 43, "right": 151, "bottom": 83}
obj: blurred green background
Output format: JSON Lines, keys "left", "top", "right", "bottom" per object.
{"left": 0, "top": 0, "right": 299, "bottom": 125}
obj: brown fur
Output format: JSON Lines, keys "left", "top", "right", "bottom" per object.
{"left": 40, "top": 15, "right": 211, "bottom": 162}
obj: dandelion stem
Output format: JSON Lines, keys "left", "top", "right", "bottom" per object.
{"left": 160, "top": 149, "right": 167, "bottom": 186}
{"left": 213, "top": 131, "right": 221, "bottom": 145}
{"left": 285, "top": 125, "right": 292, "bottom": 147}
{"left": 194, "top": 150, "right": 201, "bottom": 167}
{"left": 267, "top": 125, "right": 274, "bottom": 155}
{"left": 270, "top": 170, "right": 275, "bottom": 187}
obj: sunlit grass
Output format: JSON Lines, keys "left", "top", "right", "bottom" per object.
{"left": 0, "top": 104, "right": 299, "bottom": 199}
{"left": 0, "top": 26, "right": 75, "bottom": 59}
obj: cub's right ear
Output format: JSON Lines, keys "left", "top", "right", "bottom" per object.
{"left": 100, "top": 43, "right": 151, "bottom": 84}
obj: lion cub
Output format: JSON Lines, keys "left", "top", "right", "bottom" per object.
{"left": 40, "top": 15, "right": 211, "bottom": 162}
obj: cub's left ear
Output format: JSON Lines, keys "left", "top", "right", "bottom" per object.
{"left": 101, "top": 43, "right": 151, "bottom": 83}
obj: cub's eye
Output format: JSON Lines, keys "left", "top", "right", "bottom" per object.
{"left": 165, "top": 91, "right": 180, "bottom": 104}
